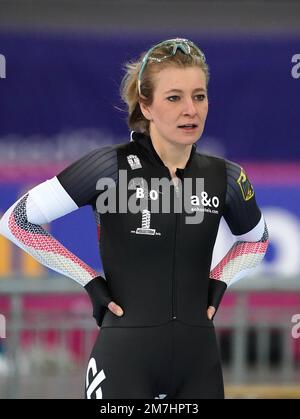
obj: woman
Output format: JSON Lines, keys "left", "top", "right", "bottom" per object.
{"left": 0, "top": 38, "right": 269, "bottom": 399}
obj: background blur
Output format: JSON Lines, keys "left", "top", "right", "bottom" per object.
{"left": 0, "top": 0, "right": 300, "bottom": 399}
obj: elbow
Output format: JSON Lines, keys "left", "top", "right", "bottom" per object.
{"left": 263, "top": 238, "right": 269, "bottom": 261}
{"left": 264, "top": 219, "right": 269, "bottom": 241}
{"left": 262, "top": 239, "right": 269, "bottom": 263}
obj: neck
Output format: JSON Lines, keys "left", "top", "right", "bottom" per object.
{"left": 150, "top": 131, "right": 193, "bottom": 177}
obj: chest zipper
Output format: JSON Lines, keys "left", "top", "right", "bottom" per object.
{"left": 170, "top": 174, "right": 182, "bottom": 321}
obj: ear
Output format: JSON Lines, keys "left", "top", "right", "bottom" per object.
{"left": 139, "top": 100, "right": 152, "bottom": 121}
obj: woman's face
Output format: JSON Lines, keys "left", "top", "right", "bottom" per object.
{"left": 140, "top": 66, "right": 208, "bottom": 147}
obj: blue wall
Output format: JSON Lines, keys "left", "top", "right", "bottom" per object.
{"left": 0, "top": 31, "right": 299, "bottom": 160}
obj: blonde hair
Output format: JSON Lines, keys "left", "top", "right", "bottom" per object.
{"left": 120, "top": 42, "right": 209, "bottom": 136}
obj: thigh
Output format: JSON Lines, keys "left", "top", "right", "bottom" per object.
{"left": 171, "top": 322, "right": 224, "bottom": 399}
{"left": 85, "top": 327, "right": 158, "bottom": 399}
{"left": 173, "top": 363, "right": 224, "bottom": 399}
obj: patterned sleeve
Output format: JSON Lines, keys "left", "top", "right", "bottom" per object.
{"left": 0, "top": 146, "right": 118, "bottom": 287}
{"left": 209, "top": 160, "right": 269, "bottom": 290}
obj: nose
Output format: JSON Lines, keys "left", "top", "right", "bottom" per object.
{"left": 182, "top": 98, "right": 197, "bottom": 117}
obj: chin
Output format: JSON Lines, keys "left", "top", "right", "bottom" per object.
{"left": 176, "top": 134, "right": 200, "bottom": 146}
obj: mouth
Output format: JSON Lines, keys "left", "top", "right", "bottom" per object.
{"left": 178, "top": 124, "right": 198, "bottom": 131}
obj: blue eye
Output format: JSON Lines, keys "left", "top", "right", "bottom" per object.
{"left": 167, "top": 96, "right": 180, "bottom": 102}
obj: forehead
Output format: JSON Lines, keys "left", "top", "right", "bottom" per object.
{"left": 152, "top": 66, "right": 206, "bottom": 92}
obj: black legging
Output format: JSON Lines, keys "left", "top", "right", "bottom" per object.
{"left": 85, "top": 319, "right": 224, "bottom": 399}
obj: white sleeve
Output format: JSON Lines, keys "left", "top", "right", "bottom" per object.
{"left": 235, "top": 214, "right": 266, "bottom": 242}
{"left": 27, "top": 176, "right": 78, "bottom": 224}
{"left": 210, "top": 215, "right": 269, "bottom": 287}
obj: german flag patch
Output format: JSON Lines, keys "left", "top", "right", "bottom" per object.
{"left": 237, "top": 168, "right": 254, "bottom": 201}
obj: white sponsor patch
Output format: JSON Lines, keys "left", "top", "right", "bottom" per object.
{"left": 127, "top": 154, "right": 142, "bottom": 170}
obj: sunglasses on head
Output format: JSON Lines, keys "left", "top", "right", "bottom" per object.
{"left": 138, "top": 38, "right": 206, "bottom": 95}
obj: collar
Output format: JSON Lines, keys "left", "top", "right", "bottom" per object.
{"left": 130, "top": 131, "right": 197, "bottom": 169}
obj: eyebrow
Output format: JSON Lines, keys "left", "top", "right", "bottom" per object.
{"left": 164, "top": 88, "right": 207, "bottom": 94}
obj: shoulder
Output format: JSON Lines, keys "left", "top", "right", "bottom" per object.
{"left": 57, "top": 144, "right": 119, "bottom": 178}
{"left": 224, "top": 159, "right": 255, "bottom": 201}
{"left": 56, "top": 143, "right": 123, "bottom": 206}
{"left": 193, "top": 151, "right": 246, "bottom": 175}
{"left": 193, "top": 150, "right": 228, "bottom": 171}
{"left": 224, "top": 158, "right": 243, "bottom": 177}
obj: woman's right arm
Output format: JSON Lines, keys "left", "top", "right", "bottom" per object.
{"left": 0, "top": 146, "right": 123, "bottom": 325}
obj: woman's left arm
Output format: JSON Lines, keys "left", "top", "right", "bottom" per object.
{"left": 207, "top": 161, "right": 269, "bottom": 318}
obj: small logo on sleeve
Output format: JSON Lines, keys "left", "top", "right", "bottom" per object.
{"left": 237, "top": 168, "right": 254, "bottom": 201}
